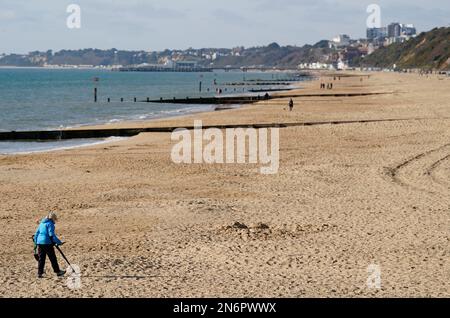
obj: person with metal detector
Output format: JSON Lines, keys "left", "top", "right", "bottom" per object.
{"left": 33, "top": 212, "right": 66, "bottom": 278}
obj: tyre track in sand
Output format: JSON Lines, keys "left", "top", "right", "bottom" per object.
{"left": 426, "top": 154, "right": 450, "bottom": 188}
{"left": 386, "top": 143, "right": 450, "bottom": 196}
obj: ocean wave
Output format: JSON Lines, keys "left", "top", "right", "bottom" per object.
{"left": 0, "top": 137, "right": 127, "bottom": 155}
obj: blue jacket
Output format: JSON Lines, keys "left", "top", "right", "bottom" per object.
{"left": 34, "top": 218, "right": 62, "bottom": 245}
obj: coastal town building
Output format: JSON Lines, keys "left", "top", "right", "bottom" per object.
{"left": 367, "top": 27, "right": 388, "bottom": 40}
{"left": 329, "top": 34, "right": 351, "bottom": 48}
{"left": 388, "top": 23, "right": 402, "bottom": 38}
{"left": 367, "top": 22, "right": 417, "bottom": 46}
{"left": 321, "top": 21, "right": 417, "bottom": 71}
{"left": 298, "top": 62, "right": 335, "bottom": 70}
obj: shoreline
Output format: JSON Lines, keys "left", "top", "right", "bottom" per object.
{"left": 1, "top": 71, "right": 449, "bottom": 297}
{"left": 71, "top": 76, "right": 316, "bottom": 132}
{"left": 0, "top": 79, "right": 310, "bottom": 141}
{"left": 0, "top": 137, "right": 127, "bottom": 156}
{"left": 0, "top": 71, "right": 404, "bottom": 156}
{"left": 0, "top": 71, "right": 310, "bottom": 138}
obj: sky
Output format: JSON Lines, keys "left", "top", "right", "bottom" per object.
{"left": 0, "top": 0, "right": 449, "bottom": 54}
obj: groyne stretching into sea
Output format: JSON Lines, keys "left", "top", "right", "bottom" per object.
{"left": 0, "top": 92, "right": 391, "bottom": 142}
{"left": 140, "top": 92, "right": 388, "bottom": 105}
{"left": 0, "top": 118, "right": 433, "bottom": 142}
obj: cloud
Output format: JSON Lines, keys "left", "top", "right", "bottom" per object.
{"left": 0, "top": 0, "right": 449, "bottom": 53}
{"left": 0, "top": 9, "right": 16, "bottom": 20}
{"left": 212, "top": 9, "right": 253, "bottom": 27}
{"left": 83, "top": 0, "right": 185, "bottom": 20}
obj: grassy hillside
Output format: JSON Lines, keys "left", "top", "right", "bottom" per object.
{"left": 362, "top": 27, "right": 450, "bottom": 70}
{"left": 205, "top": 42, "right": 334, "bottom": 68}
{"left": 0, "top": 42, "right": 335, "bottom": 68}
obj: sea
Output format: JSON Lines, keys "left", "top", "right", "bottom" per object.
{"left": 0, "top": 68, "right": 304, "bottom": 154}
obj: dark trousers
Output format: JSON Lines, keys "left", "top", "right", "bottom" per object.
{"left": 38, "top": 244, "right": 61, "bottom": 275}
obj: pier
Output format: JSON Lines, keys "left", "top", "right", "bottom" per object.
{"left": 117, "top": 65, "right": 212, "bottom": 72}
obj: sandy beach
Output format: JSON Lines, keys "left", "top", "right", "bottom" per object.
{"left": 0, "top": 72, "right": 449, "bottom": 297}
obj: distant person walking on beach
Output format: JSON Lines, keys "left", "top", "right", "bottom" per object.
{"left": 33, "top": 212, "right": 66, "bottom": 278}
{"left": 289, "top": 98, "right": 294, "bottom": 111}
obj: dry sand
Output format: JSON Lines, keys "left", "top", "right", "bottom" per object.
{"left": 0, "top": 72, "right": 449, "bottom": 297}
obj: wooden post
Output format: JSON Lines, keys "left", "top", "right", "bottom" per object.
{"left": 93, "top": 77, "right": 100, "bottom": 102}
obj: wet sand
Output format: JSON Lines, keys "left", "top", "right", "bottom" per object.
{"left": 0, "top": 72, "right": 449, "bottom": 297}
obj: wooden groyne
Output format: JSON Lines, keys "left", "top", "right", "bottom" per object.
{"left": 248, "top": 88, "right": 295, "bottom": 93}
{"left": 1, "top": 116, "right": 413, "bottom": 142}
{"left": 1, "top": 125, "right": 285, "bottom": 141}
{"left": 143, "top": 92, "right": 390, "bottom": 105}
{"left": 142, "top": 95, "right": 272, "bottom": 105}
{"left": 0, "top": 92, "right": 393, "bottom": 142}
{"left": 220, "top": 82, "right": 295, "bottom": 86}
